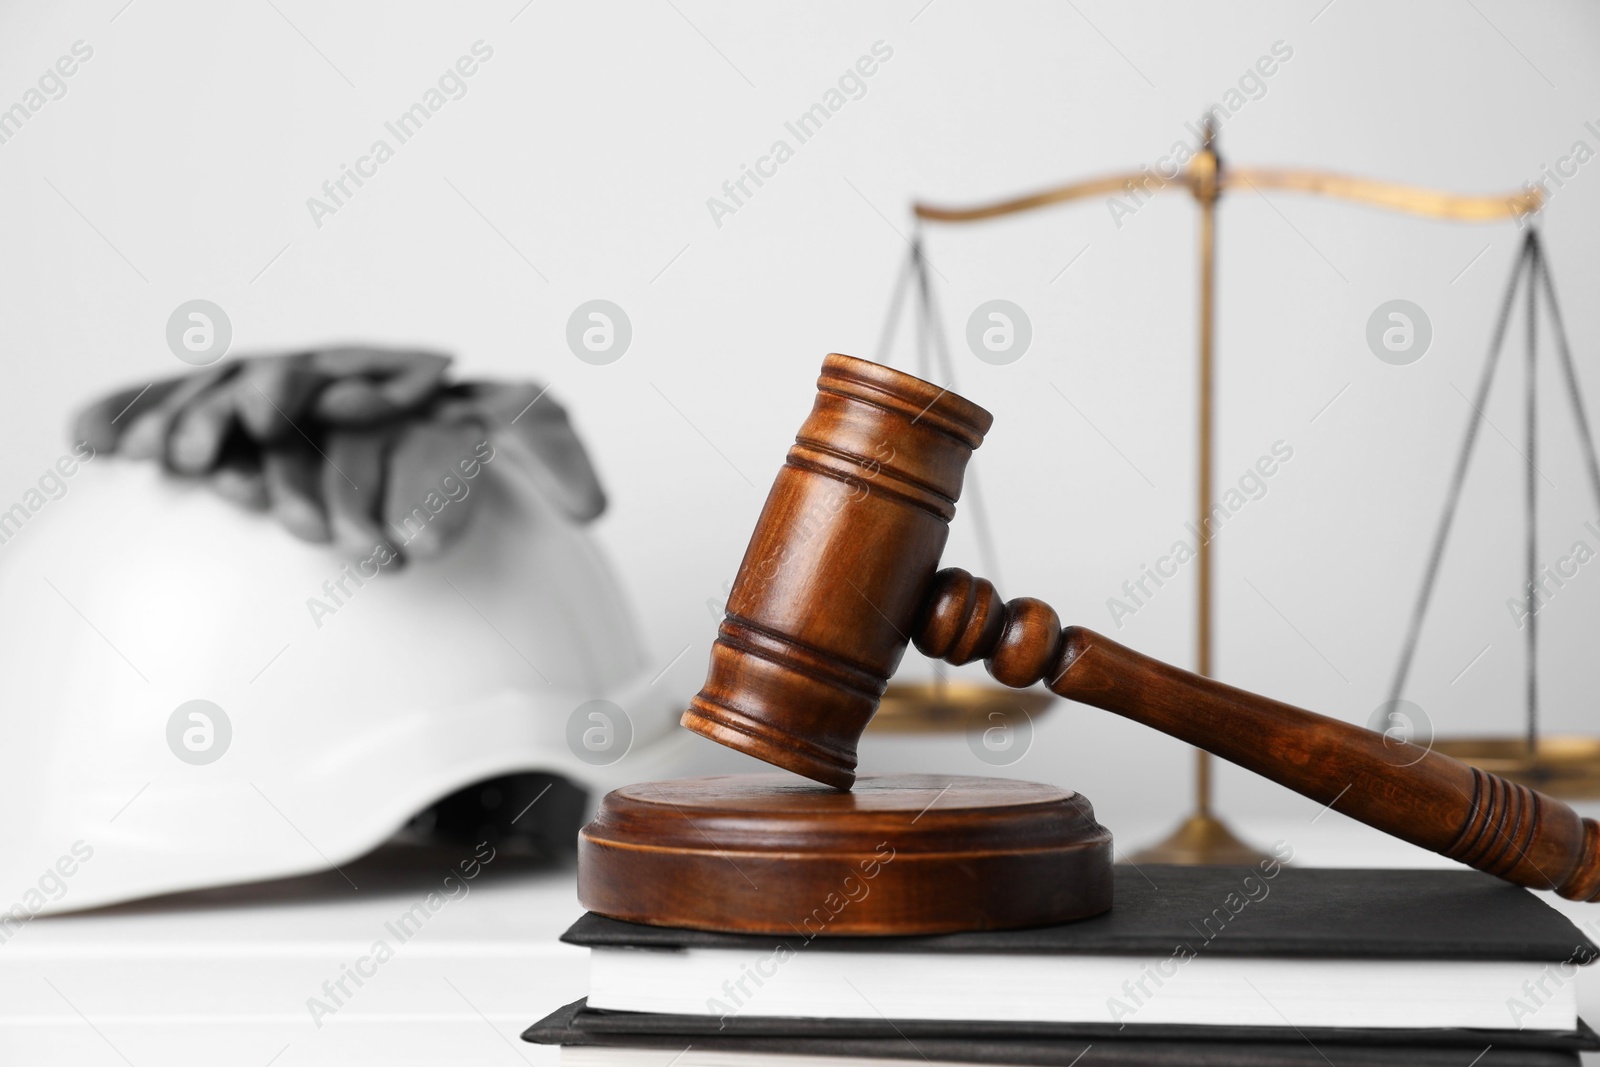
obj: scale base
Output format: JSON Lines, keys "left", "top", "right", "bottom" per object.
{"left": 1126, "top": 811, "right": 1274, "bottom": 867}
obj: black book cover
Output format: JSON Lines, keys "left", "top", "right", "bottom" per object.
{"left": 550, "top": 998, "right": 1600, "bottom": 1052}
{"left": 524, "top": 999, "right": 1590, "bottom": 1065}
{"left": 563, "top": 866, "right": 1600, "bottom": 962}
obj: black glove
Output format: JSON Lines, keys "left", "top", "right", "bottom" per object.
{"left": 73, "top": 347, "right": 606, "bottom": 562}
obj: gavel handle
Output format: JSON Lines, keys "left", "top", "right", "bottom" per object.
{"left": 916, "top": 569, "right": 1600, "bottom": 900}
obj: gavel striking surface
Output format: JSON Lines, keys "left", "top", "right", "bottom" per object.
{"left": 577, "top": 774, "right": 1113, "bottom": 935}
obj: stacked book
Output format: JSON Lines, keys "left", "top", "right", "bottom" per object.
{"left": 526, "top": 866, "right": 1599, "bottom": 1066}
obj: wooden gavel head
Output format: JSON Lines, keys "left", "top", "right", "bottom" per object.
{"left": 682, "top": 354, "right": 991, "bottom": 789}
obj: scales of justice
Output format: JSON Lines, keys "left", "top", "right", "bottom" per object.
{"left": 574, "top": 124, "right": 1600, "bottom": 935}
{"left": 866, "top": 117, "right": 1600, "bottom": 863}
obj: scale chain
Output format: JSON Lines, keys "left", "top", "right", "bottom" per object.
{"left": 1385, "top": 233, "right": 1534, "bottom": 714}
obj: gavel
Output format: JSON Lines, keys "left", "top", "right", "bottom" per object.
{"left": 676, "top": 353, "right": 1600, "bottom": 902}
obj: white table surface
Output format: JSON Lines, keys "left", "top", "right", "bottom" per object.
{"left": 5, "top": 810, "right": 1599, "bottom": 1066}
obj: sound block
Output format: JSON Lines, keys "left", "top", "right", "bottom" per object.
{"left": 577, "top": 773, "right": 1113, "bottom": 935}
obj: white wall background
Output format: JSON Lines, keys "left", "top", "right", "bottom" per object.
{"left": 2, "top": 0, "right": 1598, "bottom": 846}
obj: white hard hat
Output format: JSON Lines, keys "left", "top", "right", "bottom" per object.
{"left": 0, "top": 452, "right": 687, "bottom": 916}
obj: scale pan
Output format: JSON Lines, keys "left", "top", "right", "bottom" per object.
{"left": 867, "top": 682, "right": 1057, "bottom": 733}
{"left": 1431, "top": 735, "right": 1600, "bottom": 799}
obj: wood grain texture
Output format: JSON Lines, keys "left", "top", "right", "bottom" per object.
{"left": 918, "top": 569, "right": 1600, "bottom": 902}
{"left": 577, "top": 774, "right": 1113, "bottom": 934}
{"left": 682, "top": 353, "right": 993, "bottom": 789}
{"left": 682, "top": 355, "right": 1600, "bottom": 903}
